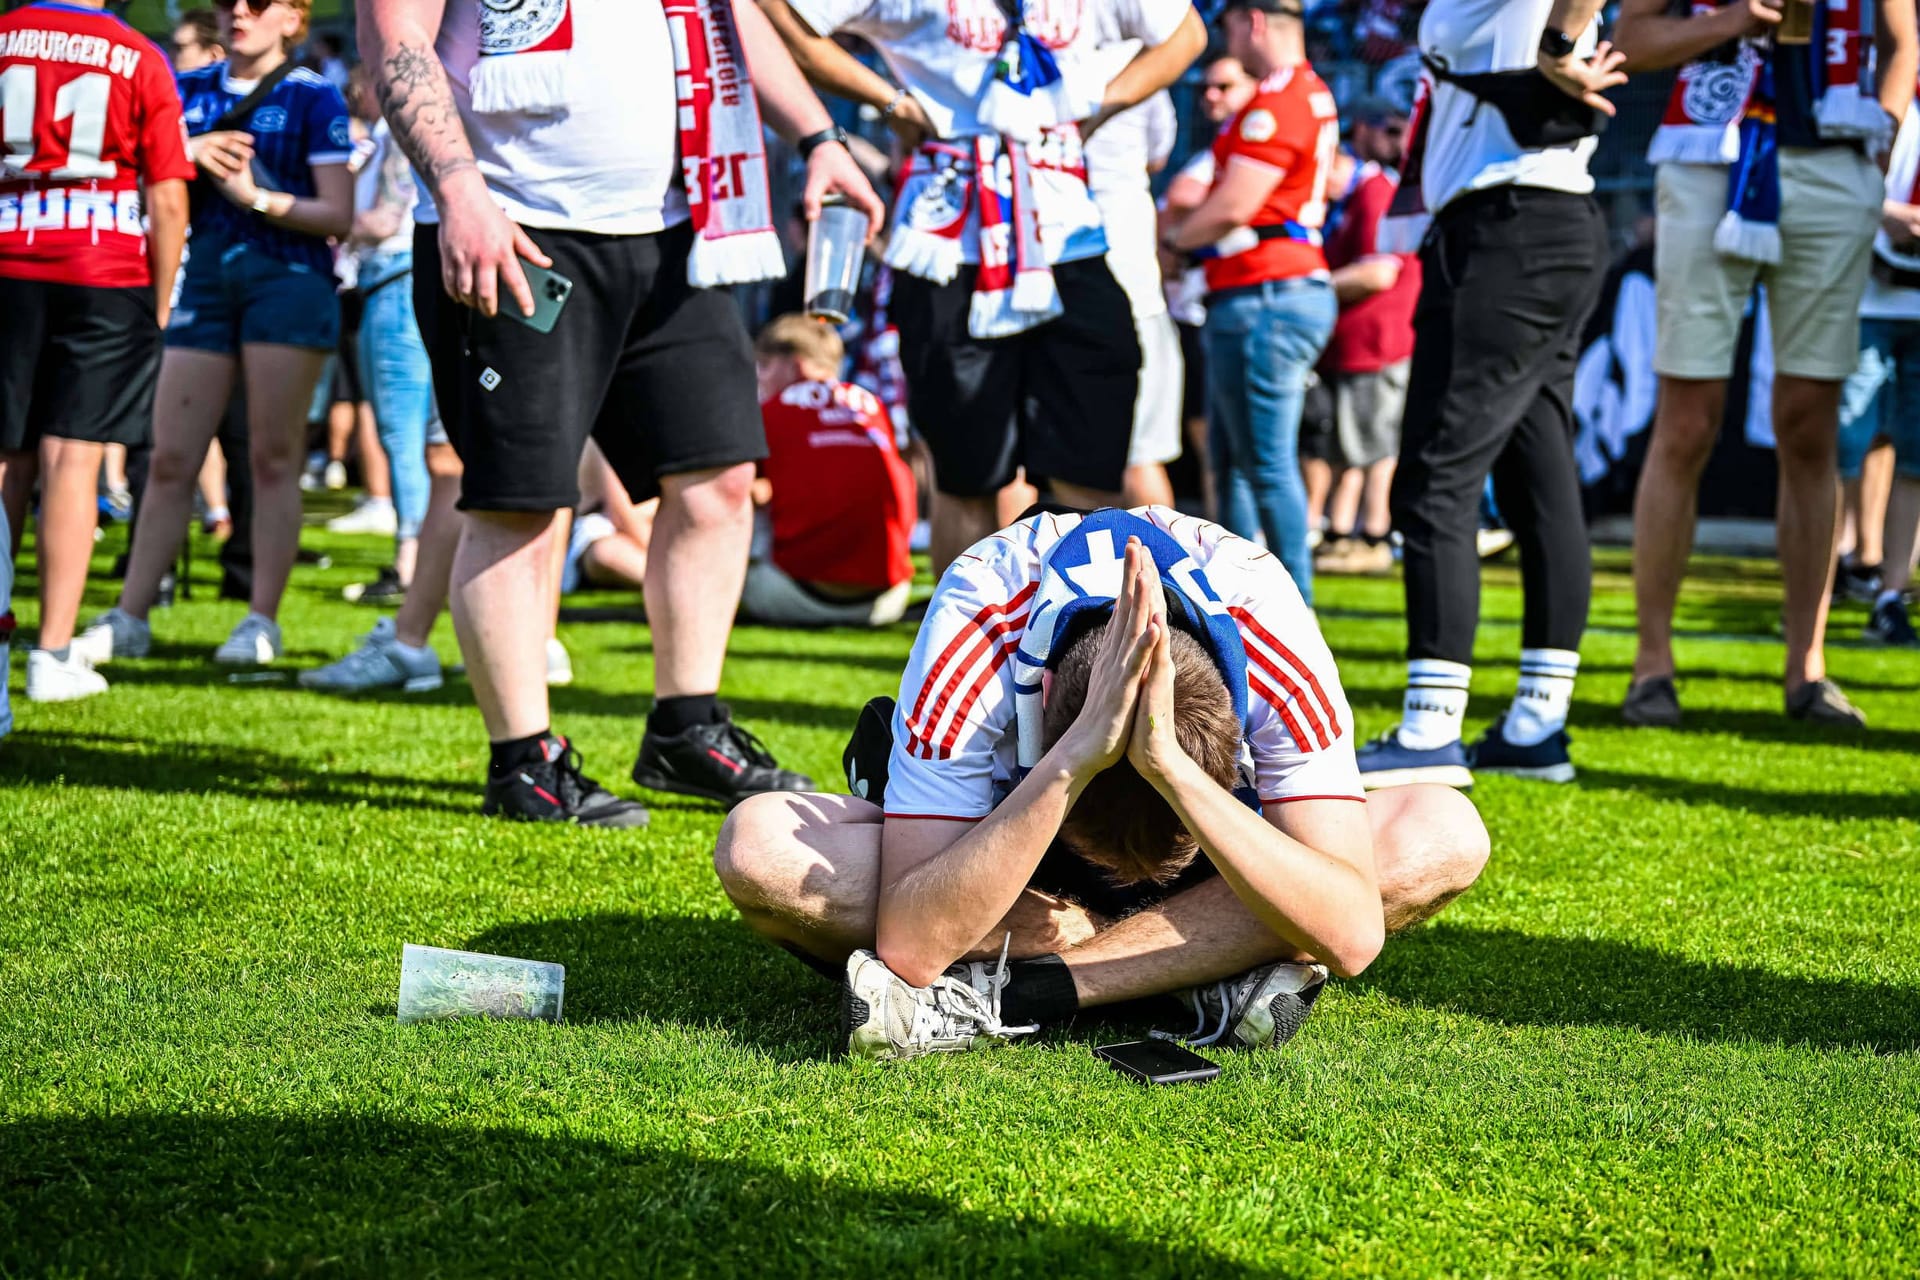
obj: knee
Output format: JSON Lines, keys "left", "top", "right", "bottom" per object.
{"left": 667, "top": 463, "right": 756, "bottom": 530}
{"left": 713, "top": 792, "right": 801, "bottom": 917}
{"left": 249, "top": 433, "right": 303, "bottom": 486}
{"left": 1378, "top": 785, "right": 1490, "bottom": 923}
{"left": 1649, "top": 391, "right": 1723, "bottom": 473}
{"left": 147, "top": 444, "right": 201, "bottom": 489}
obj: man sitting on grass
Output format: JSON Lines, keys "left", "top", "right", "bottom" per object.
{"left": 714, "top": 507, "right": 1489, "bottom": 1059}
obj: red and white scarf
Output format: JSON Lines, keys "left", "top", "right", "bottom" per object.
{"left": 1875, "top": 84, "right": 1920, "bottom": 273}
{"left": 1648, "top": 2, "right": 1886, "bottom": 166}
{"left": 887, "top": 138, "right": 1063, "bottom": 338}
{"left": 471, "top": 0, "right": 782, "bottom": 287}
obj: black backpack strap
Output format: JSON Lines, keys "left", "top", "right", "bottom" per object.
{"left": 210, "top": 59, "right": 297, "bottom": 134}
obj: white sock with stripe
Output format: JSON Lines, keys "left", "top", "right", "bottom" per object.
{"left": 1504, "top": 648, "right": 1580, "bottom": 746}
{"left": 1400, "top": 659, "right": 1471, "bottom": 750}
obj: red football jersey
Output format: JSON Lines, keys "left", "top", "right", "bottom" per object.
{"left": 760, "top": 379, "right": 917, "bottom": 593}
{"left": 1203, "top": 65, "right": 1340, "bottom": 292}
{"left": 0, "top": 2, "right": 195, "bottom": 287}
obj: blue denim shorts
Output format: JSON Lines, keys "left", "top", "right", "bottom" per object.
{"left": 1837, "top": 317, "right": 1920, "bottom": 479}
{"left": 167, "top": 238, "right": 341, "bottom": 355}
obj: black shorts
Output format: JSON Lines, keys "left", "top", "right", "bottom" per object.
{"left": 1298, "top": 372, "right": 1336, "bottom": 463}
{"left": 1177, "top": 319, "right": 1207, "bottom": 423}
{"left": 414, "top": 220, "right": 765, "bottom": 511}
{"left": 890, "top": 256, "right": 1140, "bottom": 497}
{"left": 0, "top": 276, "right": 160, "bottom": 452}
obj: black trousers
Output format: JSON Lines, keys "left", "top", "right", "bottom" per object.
{"left": 1390, "top": 186, "right": 1607, "bottom": 664}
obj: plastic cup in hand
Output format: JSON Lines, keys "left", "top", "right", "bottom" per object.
{"left": 805, "top": 196, "right": 872, "bottom": 324}
{"left": 397, "top": 943, "right": 564, "bottom": 1024}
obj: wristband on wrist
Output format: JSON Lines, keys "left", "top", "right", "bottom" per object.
{"left": 796, "top": 126, "right": 851, "bottom": 161}
{"left": 1538, "top": 26, "right": 1577, "bottom": 59}
{"left": 880, "top": 88, "right": 908, "bottom": 121}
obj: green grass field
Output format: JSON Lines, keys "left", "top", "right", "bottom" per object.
{"left": 3, "top": 514, "right": 1916, "bottom": 1278}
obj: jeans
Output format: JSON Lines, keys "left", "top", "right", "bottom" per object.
{"left": 357, "top": 250, "right": 435, "bottom": 540}
{"left": 1204, "top": 276, "right": 1337, "bottom": 604}
{"left": 1837, "top": 317, "right": 1920, "bottom": 480}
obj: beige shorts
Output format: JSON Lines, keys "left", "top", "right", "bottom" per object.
{"left": 1654, "top": 150, "right": 1881, "bottom": 381}
{"left": 739, "top": 562, "right": 910, "bottom": 629}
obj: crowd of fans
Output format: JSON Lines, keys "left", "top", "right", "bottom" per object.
{"left": 0, "top": 0, "right": 1914, "bottom": 791}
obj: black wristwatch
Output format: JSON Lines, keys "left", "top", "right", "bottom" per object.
{"left": 1539, "top": 26, "right": 1577, "bottom": 59}
{"left": 796, "top": 126, "right": 852, "bottom": 161}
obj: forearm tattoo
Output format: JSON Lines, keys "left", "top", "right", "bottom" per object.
{"left": 375, "top": 41, "right": 478, "bottom": 196}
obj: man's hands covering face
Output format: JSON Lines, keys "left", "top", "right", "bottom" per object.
{"left": 1058, "top": 538, "right": 1171, "bottom": 777}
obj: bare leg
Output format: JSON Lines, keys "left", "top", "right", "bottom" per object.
{"left": 931, "top": 491, "right": 999, "bottom": 578}
{"left": 325, "top": 397, "right": 354, "bottom": 470}
{"left": 647, "top": 463, "right": 755, "bottom": 699}
{"left": 715, "top": 784, "right": 1489, "bottom": 1000}
{"left": 197, "top": 441, "right": 229, "bottom": 521}
{"left": 582, "top": 535, "right": 650, "bottom": 590}
{"left": 1122, "top": 463, "right": 1175, "bottom": 510}
{"left": 32, "top": 438, "right": 106, "bottom": 650}
{"left": 392, "top": 446, "right": 461, "bottom": 651}
{"left": 242, "top": 344, "right": 330, "bottom": 621}
{"left": 1325, "top": 465, "right": 1365, "bottom": 539}
{"left": 102, "top": 443, "right": 128, "bottom": 494}
{"left": 451, "top": 507, "right": 562, "bottom": 741}
{"left": 1772, "top": 374, "right": 1843, "bottom": 691}
{"left": 1630, "top": 376, "right": 1727, "bottom": 683}
{"left": 119, "top": 349, "right": 236, "bottom": 619}
{"left": 1360, "top": 457, "right": 1396, "bottom": 540}
{"left": 355, "top": 401, "right": 390, "bottom": 502}
{"left": 1854, "top": 440, "right": 1894, "bottom": 567}
{"left": 1304, "top": 457, "right": 1335, "bottom": 535}
{"left": 1882, "top": 475, "right": 1920, "bottom": 595}
{"left": 0, "top": 452, "right": 38, "bottom": 557}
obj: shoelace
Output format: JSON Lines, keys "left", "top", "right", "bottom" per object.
{"left": 923, "top": 935, "right": 1039, "bottom": 1041}
{"left": 551, "top": 741, "right": 609, "bottom": 807}
{"left": 720, "top": 718, "right": 779, "bottom": 770}
{"left": 1151, "top": 979, "right": 1234, "bottom": 1048}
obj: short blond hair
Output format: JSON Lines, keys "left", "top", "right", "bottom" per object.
{"left": 754, "top": 314, "right": 845, "bottom": 375}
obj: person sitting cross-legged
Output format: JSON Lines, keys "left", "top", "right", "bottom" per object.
{"left": 714, "top": 507, "right": 1489, "bottom": 1060}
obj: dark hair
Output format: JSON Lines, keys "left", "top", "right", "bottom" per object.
{"left": 175, "top": 8, "right": 222, "bottom": 54}
{"left": 1041, "top": 623, "right": 1242, "bottom": 886}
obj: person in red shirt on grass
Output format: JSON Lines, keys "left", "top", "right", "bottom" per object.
{"left": 0, "top": 0, "right": 193, "bottom": 706}
{"left": 747, "top": 315, "right": 916, "bottom": 628}
{"left": 1164, "top": 0, "right": 1339, "bottom": 606}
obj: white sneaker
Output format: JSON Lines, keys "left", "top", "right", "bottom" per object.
{"left": 299, "top": 617, "right": 442, "bottom": 693}
{"left": 213, "top": 613, "right": 282, "bottom": 665}
{"left": 843, "top": 939, "right": 1037, "bottom": 1062}
{"left": 76, "top": 607, "right": 151, "bottom": 664}
{"left": 325, "top": 499, "right": 398, "bottom": 536}
{"left": 25, "top": 648, "right": 108, "bottom": 702}
{"left": 1167, "top": 962, "right": 1329, "bottom": 1051}
{"left": 324, "top": 460, "right": 349, "bottom": 491}
{"left": 546, "top": 636, "right": 574, "bottom": 687}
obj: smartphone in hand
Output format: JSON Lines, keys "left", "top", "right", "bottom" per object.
{"left": 502, "top": 259, "right": 573, "bottom": 334}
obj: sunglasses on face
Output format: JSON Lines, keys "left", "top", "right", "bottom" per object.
{"left": 214, "top": 0, "right": 286, "bottom": 15}
{"left": 1202, "top": 82, "right": 1240, "bottom": 93}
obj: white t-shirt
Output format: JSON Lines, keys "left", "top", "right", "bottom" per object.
{"left": 353, "top": 120, "right": 415, "bottom": 260}
{"left": 1085, "top": 81, "right": 1175, "bottom": 318}
{"left": 1161, "top": 148, "right": 1213, "bottom": 324}
{"left": 416, "top": 0, "right": 687, "bottom": 234}
{"left": 1416, "top": 0, "right": 1598, "bottom": 215}
{"left": 790, "top": 0, "right": 1191, "bottom": 264}
{"left": 884, "top": 507, "right": 1363, "bottom": 822}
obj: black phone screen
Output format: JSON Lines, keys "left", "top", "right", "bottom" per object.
{"left": 1094, "top": 1039, "right": 1220, "bottom": 1083}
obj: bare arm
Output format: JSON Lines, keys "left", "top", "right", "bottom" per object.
{"left": 1168, "top": 157, "right": 1281, "bottom": 251}
{"left": 1876, "top": 0, "right": 1918, "bottom": 125}
{"left": 145, "top": 178, "right": 187, "bottom": 329}
{"left": 1612, "top": 0, "right": 1775, "bottom": 73}
{"left": 757, "top": 0, "right": 937, "bottom": 146}
{"left": 1536, "top": 0, "right": 1630, "bottom": 111}
{"left": 212, "top": 161, "right": 355, "bottom": 239}
{"left": 351, "top": 133, "right": 417, "bottom": 245}
{"left": 738, "top": 0, "right": 887, "bottom": 226}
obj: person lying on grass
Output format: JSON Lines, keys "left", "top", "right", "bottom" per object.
{"left": 715, "top": 507, "right": 1490, "bottom": 1060}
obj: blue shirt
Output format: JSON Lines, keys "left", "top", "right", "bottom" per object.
{"left": 178, "top": 62, "right": 350, "bottom": 272}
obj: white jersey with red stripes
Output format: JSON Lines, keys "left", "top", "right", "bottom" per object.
{"left": 886, "top": 507, "right": 1362, "bottom": 822}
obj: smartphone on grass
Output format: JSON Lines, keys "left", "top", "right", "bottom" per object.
{"left": 1094, "top": 1039, "right": 1221, "bottom": 1086}
{"left": 502, "top": 258, "right": 574, "bottom": 334}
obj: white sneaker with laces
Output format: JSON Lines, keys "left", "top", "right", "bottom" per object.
{"left": 546, "top": 636, "right": 573, "bottom": 687}
{"left": 214, "top": 613, "right": 282, "bottom": 665}
{"left": 325, "top": 499, "right": 398, "bottom": 536}
{"left": 843, "top": 937, "right": 1038, "bottom": 1061}
{"left": 76, "top": 607, "right": 150, "bottom": 664}
{"left": 299, "top": 617, "right": 442, "bottom": 693}
{"left": 26, "top": 648, "right": 108, "bottom": 702}
{"left": 1163, "top": 961, "right": 1329, "bottom": 1051}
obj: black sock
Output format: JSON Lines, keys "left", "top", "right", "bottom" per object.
{"left": 650, "top": 693, "right": 718, "bottom": 737}
{"left": 1000, "top": 954, "right": 1079, "bottom": 1027}
{"left": 489, "top": 729, "right": 552, "bottom": 778}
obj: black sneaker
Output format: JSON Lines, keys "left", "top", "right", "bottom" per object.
{"left": 632, "top": 706, "right": 815, "bottom": 807}
{"left": 343, "top": 566, "right": 406, "bottom": 605}
{"left": 483, "top": 734, "right": 651, "bottom": 828}
{"left": 1835, "top": 560, "right": 1882, "bottom": 606}
{"left": 1468, "top": 714, "right": 1575, "bottom": 783}
{"left": 1863, "top": 597, "right": 1919, "bottom": 647}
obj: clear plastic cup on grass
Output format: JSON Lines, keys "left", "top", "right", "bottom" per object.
{"left": 397, "top": 944, "right": 565, "bottom": 1024}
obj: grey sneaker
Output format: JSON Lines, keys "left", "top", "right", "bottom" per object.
{"left": 843, "top": 939, "right": 1038, "bottom": 1062}
{"left": 299, "top": 617, "right": 442, "bottom": 693}
{"left": 1165, "top": 961, "right": 1329, "bottom": 1051}
{"left": 213, "top": 613, "right": 282, "bottom": 666}
{"left": 1785, "top": 678, "right": 1866, "bottom": 728}
{"left": 1621, "top": 676, "right": 1681, "bottom": 728}
{"left": 76, "top": 607, "right": 150, "bottom": 664}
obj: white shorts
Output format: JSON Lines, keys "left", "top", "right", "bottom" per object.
{"left": 1654, "top": 150, "right": 1881, "bottom": 382}
{"left": 739, "top": 562, "right": 911, "bottom": 629}
{"left": 1128, "top": 308, "right": 1184, "bottom": 467}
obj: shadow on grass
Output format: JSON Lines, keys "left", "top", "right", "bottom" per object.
{"left": 1357, "top": 924, "right": 1920, "bottom": 1053}
{"left": 545, "top": 688, "right": 861, "bottom": 738}
{"left": 1572, "top": 765, "right": 1916, "bottom": 823}
{"left": 0, "top": 730, "right": 473, "bottom": 815}
{"left": 467, "top": 913, "right": 839, "bottom": 1060}
{"left": 0, "top": 1112, "right": 1262, "bottom": 1277}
